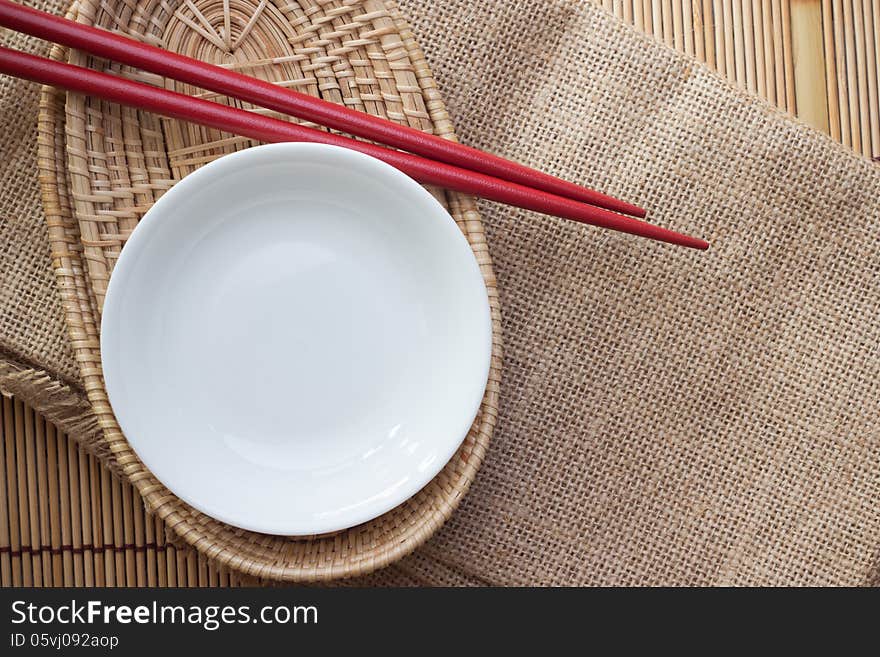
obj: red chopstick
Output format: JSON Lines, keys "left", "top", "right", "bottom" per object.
{"left": 0, "top": 47, "right": 708, "bottom": 249}
{"left": 0, "top": 0, "right": 644, "bottom": 218}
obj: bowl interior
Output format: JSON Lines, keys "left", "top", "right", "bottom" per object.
{"left": 101, "top": 143, "right": 492, "bottom": 535}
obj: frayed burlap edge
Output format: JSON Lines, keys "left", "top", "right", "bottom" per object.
{"left": 0, "top": 353, "right": 103, "bottom": 462}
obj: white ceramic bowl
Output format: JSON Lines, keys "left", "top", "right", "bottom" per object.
{"left": 101, "top": 143, "right": 491, "bottom": 535}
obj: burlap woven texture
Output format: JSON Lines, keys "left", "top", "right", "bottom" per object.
{"left": 2, "top": 0, "right": 880, "bottom": 585}
{"left": 0, "top": 0, "right": 78, "bottom": 383}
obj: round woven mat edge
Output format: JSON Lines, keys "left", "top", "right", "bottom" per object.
{"left": 36, "top": 0, "right": 502, "bottom": 582}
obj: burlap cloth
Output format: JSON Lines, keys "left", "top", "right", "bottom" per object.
{"left": 2, "top": 0, "right": 879, "bottom": 586}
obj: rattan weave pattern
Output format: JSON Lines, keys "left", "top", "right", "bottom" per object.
{"left": 37, "top": 0, "right": 501, "bottom": 581}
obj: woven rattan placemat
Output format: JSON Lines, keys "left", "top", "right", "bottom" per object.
{"left": 39, "top": 0, "right": 503, "bottom": 583}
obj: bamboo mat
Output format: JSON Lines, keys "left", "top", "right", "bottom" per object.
{"left": 2, "top": 0, "right": 879, "bottom": 587}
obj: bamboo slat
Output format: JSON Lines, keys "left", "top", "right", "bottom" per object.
{"left": 865, "top": 0, "right": 880, "bottom": 157}
{"left": 791, "top": 0, "right": 830, "bottom": 132}
{"left": 3, "top": 0, "right": 879, "bottom": 589}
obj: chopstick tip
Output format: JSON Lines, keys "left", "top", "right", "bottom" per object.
{"left": 619, "top": 202, "right": 648, "bottom": 219}
{"left": 673, "top": 234, "right": 710, "bottom": 250}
